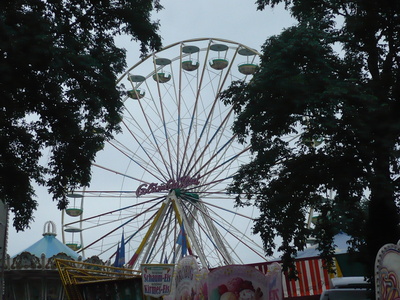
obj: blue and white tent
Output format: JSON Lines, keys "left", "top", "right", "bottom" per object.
{"left": 14, "top": 220, "right": 80, "bottom": 260}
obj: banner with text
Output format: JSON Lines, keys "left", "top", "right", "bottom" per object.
{"left": 141, "top": 264, "right": 175, "bottom": 298}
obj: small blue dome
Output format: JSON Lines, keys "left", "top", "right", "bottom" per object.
{"left": 14, "top": 221, "right": 81, "bottom": 260}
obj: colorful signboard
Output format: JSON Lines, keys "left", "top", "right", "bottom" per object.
{"left": 158, "top": 258, "right": 282, "bottom": 300}
{"left": 208, "top": 265, "right": 270, "bottom": 300}
{"left": 141, "top": 264, "right": 174, "bottom": 298}
{"left": 136, "top": 176, "right": 200, "bottom": 197}
{"left": 375, "top": 240, "right": 400, "bottom": 300}
{"left": 174, "top": 256, "right": 199, "bottom": 299}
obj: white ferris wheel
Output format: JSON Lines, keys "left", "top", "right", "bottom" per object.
{"left": 61, "top": 38, "right": 266, "bottom": 270}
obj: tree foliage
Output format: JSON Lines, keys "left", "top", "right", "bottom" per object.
{"left": 0, "top": 0, "right": 162, "bottom": 231}
{"left": 221, "top": 0, "right": 400, "bottom": 276}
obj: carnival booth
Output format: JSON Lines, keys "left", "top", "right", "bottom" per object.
{"left": 2, "top": 221, "right": 111, "bottom": 300}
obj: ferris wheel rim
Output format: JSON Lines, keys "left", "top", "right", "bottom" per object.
{"left": 62, "top": 37, "right": 266, "bottom": 268}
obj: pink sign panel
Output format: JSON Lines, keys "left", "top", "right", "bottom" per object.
{"left": 208, "top": 265, "right": 269, "bottom": 300}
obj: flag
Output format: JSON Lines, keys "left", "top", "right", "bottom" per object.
{"left": 113, "top": 231, "right": 125, "bottom": 267}
{"left": 113, "top": 243, "right": 120, "bottom": 267}
{"left": 177, "top": 223, "right": 187, "bottom": 257}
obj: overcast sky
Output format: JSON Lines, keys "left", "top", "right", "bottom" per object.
{"left": 8, "top": 0, "right": 295, "bottom": 258}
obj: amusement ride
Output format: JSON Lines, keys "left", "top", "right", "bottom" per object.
{"left": 61, "top": 38, "right": 267, "bottom": 270}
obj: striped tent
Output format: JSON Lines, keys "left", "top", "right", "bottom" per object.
{"left": 282, "top": 257, "right": 332, "bottom": 298}
{"left": 246, "top": 233, "right": 369, "bottom": 298}
{"left": 248, "top": 257, "right": 333, "bottom": 298}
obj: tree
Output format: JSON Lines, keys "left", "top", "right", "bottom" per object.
{"left": 0, "top": 0, "right": 162, "bottom": 231}
{"left": 220, "top": 0, "right": 400, "bottom": 277}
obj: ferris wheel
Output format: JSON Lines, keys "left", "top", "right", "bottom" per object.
{"left": 62, "top": 38, "right": 266, "bottom": 269}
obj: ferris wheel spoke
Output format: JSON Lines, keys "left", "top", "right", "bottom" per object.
{"left": 108, "top": 217, "right": 156, "bottom": 260}
{"left": 185, "top": 129, "right": 238, "bottom": 180}
{"left": 96, "top": 141, "right": 166, "bottom": 184}
{"left": 151, "top": 59, "right": 176, "bottom": 180}
{"left": 175, "top": 50, "right": 184, "bottom": 180}
{"left": 171, "top": 194, "right": 208, "bottom": 266}
{"left": 185, "top": 109, "right": 235, "bottom": 177}
{"left": 177, "top": 40, "right": 213, "bottom": 179}
{"left": 200, "top": 199, "right": 256, "bottom": 220}
{"left": 187, "top": 201, "right": 233, "bottom": 264}
{"left": 156, "top": 206, "right": 176, "bottom": 263}
{"left": 107, "top": 211, "right": 158, "bottom": 261}
{"left": 210, "top": 215, "right": 267, "bottom": 262}
{"left": 189, "top": 147, "right": 250, "bottom": 194}
{"left": 197, "top": 146, "right": 250, "bottom": 181}
{"left": 78, "top": 198, "right": 164, "bottom": 253}
{"left": 78, "top": 216, "right": 130, "bottom": 254}
{"left": 181, "top": 88, "right": 246, "bottom": 180}
{"left": 185, "top": 57, "right": 244, "bottom": 179}
{"left": 92, "top": 163, "right": 151, "bottom": 185}
{"left": 117, "top": 120, "right": 170, "bottom": 182}
{"left": 64, "top": 196, "right": 164, "bottom": 227}
{"left": 186, "top": 199, "right": 266, "bottom": 263}
{"left": 128, "top": 198, "right": 172, "bottom": 267}
{"left": 185, "top": 176, "right": 234, "bottom": 195}
{"left": 181, "top": 57, "right": 235, "bottom": 178}
{"left": 124, "top": 211, "right": 157, "bottom": 246}
{"left": 143, "top": 205, "right": 175, "bottom": 264}
{"left": 130, "top": 87, "right": 174, "bottom": 180}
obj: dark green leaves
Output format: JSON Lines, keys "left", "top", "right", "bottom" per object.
{"left": 0, "top": 0, "right": 162, "bottom": 230}
{"left": 222, "top": 0, "right": 400, "bottom": 277}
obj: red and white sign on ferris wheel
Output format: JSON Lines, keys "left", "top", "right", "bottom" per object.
{"left": 135, "top": 175, "right": 200, "bottom": 197}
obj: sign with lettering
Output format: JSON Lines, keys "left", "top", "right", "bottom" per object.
{"left": 175, "top": 256, "right": 199, "bottom": 300}
{"left": 136, "top": 176, "right": 200, "bottom": 197}
{"left": 141, "top": 264, "right": 174, "bottom": 298}
{"left": 163, "top": 256, "right": 202, "bottom": 300}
